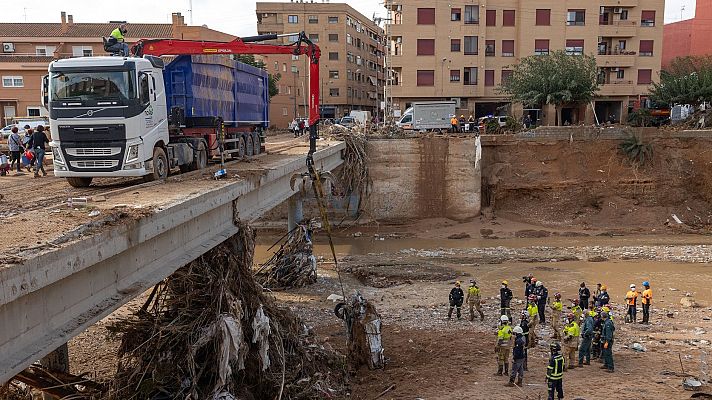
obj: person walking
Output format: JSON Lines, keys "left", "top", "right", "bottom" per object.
{"left": 7, "top": 126, "right": 23, "bottom": 174}
{"left": 641, "top": 281, "right": 652, "bottom": 324}
{"left": 600, "top": 311, "right": 615, "bottom": 372}
{"left": 22, "top": 125, "right": 34, "bottom": 172}
{"left": 550, "top": 293, "right": 563, "bottom": 340}
{"left": 526, "top": 294, "right": 539, "bottom": 348}
{"left": 562, "top": 313, "right": 580, "bottom": 370}
{"left": 466, "top": 280, "right": 485, "bottom": 321}
{"left": 500, "top": 280, "right": 513, "bottom": 320}
{"left": 578, "top": 310, "right": 595, "bottom": 366}
{"left": 507, "top": 326, "right": 526, "bottom": 387}
{"left": 495, "top": 315, "right": 513, "bottom": 376}
{"left": 626, "top": 284, "right": 639, "bottom": 323}
{"left": 28, "top": 125, "right": 49, "bottom": 178}
{"left": 534, "top": 280, "right": 548, "bottom": 324}
{"left": 546, "top": 342, "right": 565, "bottom": 400}
{"left": 579, "top": 282, "right": 591, "bottom": 311}
{"left": 447, "top": 281, "right": 464, "bottom": 320}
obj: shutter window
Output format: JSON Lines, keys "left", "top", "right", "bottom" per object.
{"left": 536, "top": 9, "right": 550, "bottom": 26}
{"left": 417, "top": 8, "right": 436, "bottom": 24}
{"left": 486, "top": 10, "right": 496, "bottom": 26}
{"left": 503, "top": 10, "right": 515, "bottom": 26}
{"left": 417, "top": 39, "right": 435, "bottom": 55}
{"left": 485, "top": 70, "right": 495, "bottom": 86}
{"left": 417, "top": 70, "right": 435, "bottom": 86}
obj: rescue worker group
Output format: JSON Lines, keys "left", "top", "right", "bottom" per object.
{"left": 447, "top": 276, "right": 653, "bottom": 399}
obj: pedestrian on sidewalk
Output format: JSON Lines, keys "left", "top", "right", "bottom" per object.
{"left": 466, "top": 280, "right": 485, "bottom": 321}
{"left": 550, "top": 293, "right": 563, "bottom": 340}
{"left": 7, "top": 126, "right": 22, "bottom": 173}
{"left": 601, "top": 311, "right": 615, "bottom": 372}
{"left": 28, "top": 125, "right": 49, "bottom": 178}
{"left": 562, "top": 313, "right": 580, "bottom": 370}
{"left": 578, "top": 310, "right": 595, "bottom": 366}
{"left": 507, "top": 325, "right": 526, "bottom": 387}
{"left": 500, "top": 280, "right": 513, "bottom": 320}
{"left": 534, "top": 280, "right": 548, "bottom": 324}
{"left": 447, "top": 281, "right": 464, "bottom": 320}
{"left": 626, "top": 284, "right": 639, "bottom": 323}
{"left": 526, "top": 294, "right": 539, "bottom": 348}
{"left": 641, "top": 281, "right": 653, "bottom": 324}
{"left": 546, "top": 342, "right": 565, "bottom": 400}
{"left": 495, "top": 315, "right": 513, "bottom": 376}
{"left": 579, "top": 282, "right": 591, "bottom": 311}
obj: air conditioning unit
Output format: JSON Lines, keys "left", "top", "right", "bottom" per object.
{"left": 450, "top": 97, "right": 461, "bottom": 108}
{"left": 614, "top": 7, "right": 623, "bottom": 13}
{"left": 2, "top": 43, "right": 15, "bottom": 53}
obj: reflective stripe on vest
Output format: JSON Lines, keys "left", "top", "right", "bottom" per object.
{"left": 547, "top": 355, "right": 565, "bottom": 380}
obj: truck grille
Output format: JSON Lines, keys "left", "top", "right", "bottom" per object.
{"left": 69, "top": 160, "right": 120, "bottom": 169}
{"left": 66, "top": 147, "right": 120, "bottom": 156}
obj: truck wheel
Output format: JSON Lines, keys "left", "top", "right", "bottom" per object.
{"left": 191, "top": 140, "right": 208, "bottom": 170}
{"left": 245, "top": 134, "right": 254, "bottom": 157}
{"left": 66, "top": 177, "right": 93, "bottom": 188}
{"left": 237, "top": 136, "right": 246, "bottom": 158}
{"left": 252, "top": 132, "right": 261, "bottom": 155}
{"left": 144, "top": 147, "right": 168, "bottom": 182}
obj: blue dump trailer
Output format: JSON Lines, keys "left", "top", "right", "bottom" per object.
{"left": 163, "top": 55, "right": 269, "bottom": 158}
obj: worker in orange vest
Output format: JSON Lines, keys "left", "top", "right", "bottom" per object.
{"left": 450, "top": 116, "right": 459, "bottom": 133}
{"left": 641, "top": 281, "right": 653, "bottom": 324}
{"left": 625, "top": 284, "right": 639, "bottom": 323}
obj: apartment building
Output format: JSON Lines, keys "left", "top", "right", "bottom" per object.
{"left": 0, "top": 12, "right": 234, "bottom": 126}
{"left": 385, "top": 0, "right": 664, "bottom": 125}
{"left": 662, "top": 0, "right": 712, "bottom": 69}
{"left": 256, "top": 2, "right": 385, "bottom": 128}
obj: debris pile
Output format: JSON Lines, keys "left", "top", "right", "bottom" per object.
{"left": 323, "top": 126, "right": 372, "bottom": 214}
{"left": 254, "top": 222, "right": 318, "bottom": 289}
{"left": 334, "top": 292, "right": 385, "bottom": 370}
{"left": 105, "top": 221, "right": 347, "bottom": 399}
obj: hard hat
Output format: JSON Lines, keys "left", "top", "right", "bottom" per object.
{"left": 470, "top": 279, "right": 476, "bottom": 285}
{"left": 531, "top": 278, "right": 537, "bottom": 283}
{"left": 502, "top": 280, "right": 508, "bottom": 285}
{"left": 520, "top": 310, "right": 529, "bottom": 318}
{"left": 554, "top": 292, "right": 561, "bottom": 299}
{"left": 601, "top": 311, "right": 609, "bottom": 318}
{"left": 567, "top": 313, "right": 575, "bottom": 320}
{"left": 589, "top": 310, "right": 597, "bottom": 317}
{"left": 550, "top": 342, "right": 561, "bottom": 352}
{"left": 460, "top": 114, "right": 464, "bottom": 118}
{"left": 600, "top": 285, "right": 607, "bottom": 290}
{"left": 643, "top": 281, "right": 650, "bottom": 287}
{"left": 602, "top": 306, "right": 610, "bottom": 313}
{"left": 630, "top": 284, "right": 636, "bottom": 288}
{"left": 500, "top": 315, "right": 509, "bottom": 322}
{"left": 455, "top": 281, "right": 461, "bottom": 286}
{"left": 536, "top": 281, "right": 543, "bottom": 287}
{"left": 513, "top": 326, "right": 524, "bottom": 334}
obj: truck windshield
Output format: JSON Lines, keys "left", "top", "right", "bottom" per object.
{"left": 51, "top": 71, "right": 136, "bottom": 102}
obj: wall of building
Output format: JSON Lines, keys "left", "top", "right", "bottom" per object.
{"left": 662, "top": 0, "right": 712, "bottom": 69}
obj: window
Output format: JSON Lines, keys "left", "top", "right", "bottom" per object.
{"left": 620, "top": 9, "right": 629, "bottom": 20}
{"left": 464, "top": 36, "right": 478, "bottom": 55}
{"left": 291, "top": 65, "right": 299, "bottom": 74}
{"left": 639, "top": 40, "right": 654, "bottom": 56}
{"left": 451, "top": 7, "right": 461, "bottom": 21}
{"left": 282, "top": 63, "right": 287, "bottom": 72}
{"left": 417, "top": 8, "right": 436, "bottom": 25}
{"left": 502, "top": 40, "right": 514, "bottom": 57}
{"left": 346, "top": 34, "right": 353, "bottom": 45}
{"left": 329, "top": 70, "right": 340, "bottom": 79}
{"left": 535, "top": 9, "right": 550, "bottom": 26}
{"left": 450, "top": 69, "right": 461, "bottom": 82}
{"left": 328, "top": 16, "right": 338, "bottom": 24}
{"left": 417, "top": 39, "right": 435, "bottom": 55}
{"left": 451, "top": 39, "right": 461, "bottom": 52}
{"left": 309, "top": 33, "right": 319, "bottom": 42}
{"left": 329, "top": 52, "right": 339, "bottom": 60}
{"left": 329, "top": 34, "right": 338, "bottom": 42}
{"left": 485, "top": 40, "right": 495, "bottom": 56}
{"left": 616, "top": 69, "right": 625, "bottom": 79}
{"left": 72, "top": 46, "right": 93, "bottom": 57}
{"left": 330, "top": 88, "right": 340, "bottom": 96}
{"left": 638, "top": 69, "right": 652, "bottom": 84}
{"left": 139, "top": 73, "right": 150, "bottom": 104}
{"left": 282, "top": 108, "right": 288, "bottom": 116}
{"left": 417, "top": 70, "right": 435, "bottom": 86}
{"left": 566, "top": 10, "right": 585, "bottom": 26}
{"left": 308, "top": 15, "right": 318, "bottom": 24}
{"left": 565, "top": 39, "right": 584, "bottom": 55}
{"left": 463, "top": 67, "right": 478, "bottom": 85}
{"left": 641, "top": 10, "right": 655, "bottom": 26}
{"left": 502, "top": 69, "right": 513, "bottom": 83}
{"left": 274, "top": 61, "right": 278, "bottom": 71}
{"left": 619, "top": 40, "right": 627, "bottom": 50}
{"left": 288, "top": 15, "right": 298, "bottom": 24}
{"left": 485, "top": 70, "right": 495, "bottom": 86}
{"left": 486, "top": 10, "right": 496, "bottom": 26}
{"left": 534, "top": 39, "right": 549, "bottom": 56}
{"left": 35, "top": 45, "right": 56, "bottom": 56}
{"left": 465, "top": 5, "right": 479, "bottom": 24}
{"left": 2, "top": 76, "right": 23, "bottom": 87}
{"left": 503, "top": 10, "right": 515, "bottom": 26}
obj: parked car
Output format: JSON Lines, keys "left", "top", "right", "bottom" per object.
{"left": 1, "top": 119, "right": 47, "bottom": 139}
{"left": 477, "top": 116, "right": 508, "bottom": 133}
{"left": 337, "top": 116, "right": 355, "bottom": 128}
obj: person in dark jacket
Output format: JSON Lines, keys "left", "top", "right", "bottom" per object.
{"left": 591, "top": 309, "right": 603, "bottom": 360}
{"left": 547, "top": 342, "right": 565, "bottom": 400}
{"left": 579, "top": 282, "right": 591, "bottom": 310}
{"left": 523, "top": 274, "right": 534, "bottom": 298}
{"left": 500, "top": 280, "right": 513, "bottom": 320}
{"left": 507, "top": 326, "right": 527, "bottom": 386}
{"left": 597, "top": 285, "right": 610, "bottom": 307}
{"left": 448, "top": 281, "right": 464, "bottom": 320}
{"left": 534, "top": 280, "right": 548, "bottom": 324}
{"left": 601, "top": 311, "right": 615, "bottom": 372}
{"left": 28, "top": 125, "right": 49, "bottom": 177}
{"left": 579, "top": 310, "right": 595, "bottom": 366}
{"left": 519, "top": 311, "right": 530, "bottom": 371}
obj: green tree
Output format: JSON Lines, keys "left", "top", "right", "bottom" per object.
{"left": 236, "top": 54, "right": 281, "bottom": 99}
{"left": 650, "top": 56, "right": 712, "bottom": 106}
{"left": 499, "top": 50, "right": 599, "bottom": 126}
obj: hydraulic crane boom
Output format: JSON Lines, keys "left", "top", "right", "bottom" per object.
{"left": 131, "top": 32, "right": 321, "bottom": 167}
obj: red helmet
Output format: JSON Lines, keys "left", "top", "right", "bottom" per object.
{"left": 531, "top": 278, "right": 537, "bottom": 283}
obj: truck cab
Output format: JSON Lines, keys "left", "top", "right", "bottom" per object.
{"left": 44, "top": 56, "right": 173, "bottom": 187}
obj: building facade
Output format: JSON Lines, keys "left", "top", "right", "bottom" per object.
{"left": 256, "top": 2, "right": 385, "bottom": 129}
{"left": 662, "top": 0, "right": 712, "bottom": 69}
{"left": 0, "top": 12, "right": 234, "bottom": 126}
{"left": 385, "top": 0, "right": 664, "bottom": 125}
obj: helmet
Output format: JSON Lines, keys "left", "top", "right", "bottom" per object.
{"left": 550, "top": 342, "right": 561, "bottom": 352}
{"left": 531, "top": 278, "right": 537, "bottom": 283}
{"left": 572, "top": 299, "right": 579, "bottom": 305}
{"left": 589, "top": 310, "right": 597, "bottom": 317}
{"left": 601, "top": 311, "right": 609, "bottom": 319}
{"left": 567, "top": 313, "right": 575, "bottom": 320}
{"left": 643, "top": 281, "right": 650, "bottom": 287}
{"left": 600, "top": 285, "right": 607, "bottom": 290}
{"left": 536, "top": 281, "right": 543, "bottom": 287}
{"left": 455, "top": 281, "right": 461, "bottom": 286}
{"left": 500, "top": 315, "right": 509, "bottom": 322}
{"left": 528, "top": 294, "right": 537, "bottom": 302}
{"left": 520, "top": 310, "right": 529, "bottom": 318}
{"left": 554, "top": 292, "right": 561, "bottom": 299}
{"left": 460, "top": 114, "right": 464, "bottom": 118}
{"left": 513, "top": 326, "right": 524, "bottom": 334}
{"left": 602, "top": 306, "right": 610, "bottom": 313}
{"left": 630, "top": 284, "right": 636, "bottom": 289}
{"left": 470, "top": 279, "right": 476, "bottom": 285}
{"left": 502, "top": 280, "right": 508, "bottom": 285}
{"left": 528, "top": 273, "right": 534, "bottom": 278}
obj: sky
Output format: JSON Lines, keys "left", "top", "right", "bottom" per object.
{"left": 0, "top": 0, "right": 696, "bottom": 37}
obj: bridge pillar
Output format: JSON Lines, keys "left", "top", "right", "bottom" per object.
{"left": 40, "top": 343, "right": 69, "bottom": 400}
{"left": 287, "top": 194, "right": 304, "bottom": 232}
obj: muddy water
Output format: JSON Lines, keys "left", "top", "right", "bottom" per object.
{"left": 255, "top": 234, "right": 712, "bottom": 304}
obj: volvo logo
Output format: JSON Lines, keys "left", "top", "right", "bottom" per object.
{"left": 87, "top": 110, "right": 94, "bottom": 116}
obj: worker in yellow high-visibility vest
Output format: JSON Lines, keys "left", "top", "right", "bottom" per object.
{"left": 107, "top": 24, "right": 129, "bottom": 56}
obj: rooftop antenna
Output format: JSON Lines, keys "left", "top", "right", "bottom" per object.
{"left": 188, "top": 0, "right": 193, "bottom": 24}
{"left": 681, "top": 5, "right": 686, "bottom": 20}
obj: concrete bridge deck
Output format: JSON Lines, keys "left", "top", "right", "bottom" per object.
{"left": 0, "top": 140, "right": 344, "bottom": 384}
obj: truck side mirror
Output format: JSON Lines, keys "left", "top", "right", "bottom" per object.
{"left": 41, "top": 75, "right": 49, "bottom": 109}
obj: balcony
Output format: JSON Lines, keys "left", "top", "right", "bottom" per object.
{"left": 596, "top": 52, "right": 636, "bottom": 67}
{"left": 600, "top": 0, "right": 638, "bottom": 6}
{"left": 257, "top": 22, "right": 284, "bottom": 34}
{"left": 599, "top": 80, "right": 635, "bottom": 96}
{"left": 599, "top": 20, "right": 637, "bottom": 37}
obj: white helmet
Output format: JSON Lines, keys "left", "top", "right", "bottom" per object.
{"left": 513, "top": 326, "right": 524, "bottom": 334}
{"left": 630, "top": 284, "right": 636, "bottom": 288}
{"left": 500, "top": 315, "right": 509, "bottom": 322}
{"left": 536, "top": 281, "right": 543, "bottom": 287}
